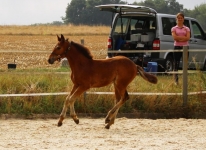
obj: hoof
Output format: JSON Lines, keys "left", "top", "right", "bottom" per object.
{"left": 57, "top": 122, "right": 62, "bottom": 127}
{"left": 105, "top": 124, "right": 110, "bottom": 129}
{"left": 74, "top": 119, "right": 79, "bottom": 124}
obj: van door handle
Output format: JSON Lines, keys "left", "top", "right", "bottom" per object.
{"left": 189, "top": 40, "right": 198, "bottom": 43}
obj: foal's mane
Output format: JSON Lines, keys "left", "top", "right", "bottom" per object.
{"left": 71, "top": 41, "right": 93, "bottom": 59}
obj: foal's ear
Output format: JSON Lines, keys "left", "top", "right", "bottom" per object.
{"left": 57, "top": 35, "right": 61, "bottom": 41}
{"left": 60, "top": 34, "right": 65, "bottom": 42}
{"left": 66, "top": 38, "right": 69, "bottom": 41}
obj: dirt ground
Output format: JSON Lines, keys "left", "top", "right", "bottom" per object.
{"left": 0, "top": 117, "right": 206, "bottom": 150}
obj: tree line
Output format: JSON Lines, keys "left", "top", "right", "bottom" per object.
{"left": 60, "top": 0, "right": 206, "bottom": 30}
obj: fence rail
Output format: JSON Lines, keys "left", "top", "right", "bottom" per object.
{"left": 1, "top": 46, "right": 206, "bottom": 106}
{"left": 0, "top": 91, "right": 206, "bottom": 98}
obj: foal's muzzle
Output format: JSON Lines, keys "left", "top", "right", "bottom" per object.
{"left": 48, "top": 58, "right": 55, "bottom": 64}
{"left": 48, "top": 55, "right": 61, "bottom": 64}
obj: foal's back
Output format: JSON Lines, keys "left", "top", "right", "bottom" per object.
{"left": 88, "top": 56, "right": 137, "bottom": 88}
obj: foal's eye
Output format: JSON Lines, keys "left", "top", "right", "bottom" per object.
{"left": 56, "top": 46, "right": 61, "bottom": 50}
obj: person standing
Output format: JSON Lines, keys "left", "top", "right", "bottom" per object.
{"left": 171, "top": 13, "right": 190, "bottom": 85}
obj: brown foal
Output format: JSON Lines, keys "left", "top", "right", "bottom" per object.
{"left": 48, "top": 34, "right": 157, "bottom": 129}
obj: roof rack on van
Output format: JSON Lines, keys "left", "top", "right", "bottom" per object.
{"left": 95, "top": 4, "right": 157, "bottom": 14}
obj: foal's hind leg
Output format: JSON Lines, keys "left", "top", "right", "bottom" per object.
{"left": 105, "top": 87, "right": 121, "bottom": 124}
{"left": 105, "top": 108, "right": 119, "bottom": 129}
{"left": 105, "top": 90, "right": 129, "bottom": 129}
{"left": 58, "top": 85, "right": 88, "bottom": 126}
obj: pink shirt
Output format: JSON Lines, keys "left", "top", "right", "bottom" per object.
{"left": 171, "top": 25, "right": 190, "bottom": 46}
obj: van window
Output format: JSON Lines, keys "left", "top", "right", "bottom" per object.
{"left": 130, "top": 19, "right": 144, "bottom": 30}
{"left": 130, "top": 18, "right": 155, "bottom": 34}
{"left": 161, "top": 18, "right": 190, "bottom": 35}
{"left": 136, "top": 20, "right": 155, "bottom": 29}
{"left": 114, "top": 17, "right": 129, "bottom": 34}
{"left": 162, "top": 17, "right": 176, "bottom": 35}
{"left": 184, "top": 20, "right": 190, "bottom": 28}
{"left": 191, "top": 21, "right": 204, "bottom": 39}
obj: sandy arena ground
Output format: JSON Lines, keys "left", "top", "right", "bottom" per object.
{"left": 1, "top": 118, "right": 206, "bottom": 150}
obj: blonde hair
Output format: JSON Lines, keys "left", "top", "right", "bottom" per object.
{"left": 176, "top": 13, "right": 184, "bottom": 19}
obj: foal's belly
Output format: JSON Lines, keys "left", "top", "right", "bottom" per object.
{"left": 90, "top": 74, "right": 115, "bottom": 88}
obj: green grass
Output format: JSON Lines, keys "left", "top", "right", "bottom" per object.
{"left": 0, "top": 68, "right": 206, "bottom": 118}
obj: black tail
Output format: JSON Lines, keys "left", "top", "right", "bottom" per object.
{"left": 136, "top": 65, "right": 158, "bottom": 84}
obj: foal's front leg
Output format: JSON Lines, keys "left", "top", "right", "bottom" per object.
{"left": 58, "top": 85, "right": 88, "bottom": 126}
{"left": 58, "top": 94, "right": 72, "bottom": 126}
{"left": 58, "top": 85, "right": 77, "bottom": 126}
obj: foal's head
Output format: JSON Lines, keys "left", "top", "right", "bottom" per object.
{"left": 48, "top": 34, "right": 93, "bottom": 64}
{"left": 48, "top": 34, "right": 70, "bottom": 64}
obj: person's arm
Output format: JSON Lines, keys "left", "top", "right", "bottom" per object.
{"left": 172, "top": 28, "right": 190, "bottom": 42}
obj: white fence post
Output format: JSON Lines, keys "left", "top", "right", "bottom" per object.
{"left": 182, "top": 46, "right": 188, "bottom": 106}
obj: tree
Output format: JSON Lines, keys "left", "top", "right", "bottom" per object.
{"left": 134, "top": 0, "right": 183, "bottom": 14}
{"left": 63, "top": 0, "right": 206, "bottom": 29}
{"left": 184, "top": 4, "right": 206, "bottom": 30}
{"left": 194, "top": 4, "right": 206, "bottom": 30}
{"left": 63, "top": 0, "right": 122, "bottom": 25}
{"left": 166, "top": 0, "right": 183, "bottom": 14}
{"left": 84, "top": 0, "right": 110, "bottom": 25}
{"left": 63, "top": 0, "right": 87, "bottom": 24}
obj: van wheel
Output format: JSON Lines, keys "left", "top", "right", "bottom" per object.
{"left": 165, "top": 56, "right": 174, "bottom": 72}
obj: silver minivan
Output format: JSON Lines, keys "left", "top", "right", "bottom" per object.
{"left": 96, "top": 4, "right": 206, "bottom": 71}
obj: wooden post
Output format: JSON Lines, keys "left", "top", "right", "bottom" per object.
{"left": 81, "top": 39, "right": 84, "bottom": 45}
{"left": 182, "top": 46, "right": 188, "bottom": 106}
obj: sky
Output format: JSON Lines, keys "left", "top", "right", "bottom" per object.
{"left": 0, "top": 0, "right": 205, "bottom": 25}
